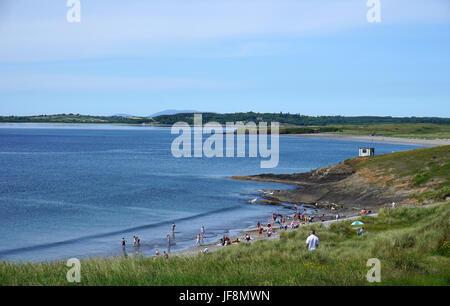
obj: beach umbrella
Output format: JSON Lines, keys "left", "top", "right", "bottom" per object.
{"left": 351, "top": 221, "right": 364, "bottom": 226}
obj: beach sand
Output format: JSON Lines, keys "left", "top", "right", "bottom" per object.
{"left": 172, "top": 207, "right": 363, "bottom": 258}
{"left": 286, "top": 133, "right": 450, "bottom": 146}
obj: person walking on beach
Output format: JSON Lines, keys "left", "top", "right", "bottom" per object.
{"left": 121, "top": 237, "right": 127, "bottom": 248}
{"left": 306, "top": 230, "right": 319, "bottom": 251}
{"left": 163, "top": 251, "right": 169, "bottom": 259}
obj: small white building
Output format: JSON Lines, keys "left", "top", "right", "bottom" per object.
{"left": 359, "top": 147, "right": 375, "bottom": 157}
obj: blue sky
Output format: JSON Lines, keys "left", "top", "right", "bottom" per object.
{"left": 0, "top": 0, "right": 449, "bottom": 116}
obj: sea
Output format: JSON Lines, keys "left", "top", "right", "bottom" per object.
{"left": 0, "top": 123, "right": 423, "bottom": 262}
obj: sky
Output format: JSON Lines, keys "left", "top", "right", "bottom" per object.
{"left": 0, "top": 0, "right": 449, "bottom": 117}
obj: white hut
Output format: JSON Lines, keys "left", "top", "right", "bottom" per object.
{"left": 359, "top": 147, "right": 375, "bottom": 157}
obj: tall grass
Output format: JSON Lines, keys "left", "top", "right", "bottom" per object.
{"left": 1, "top": 203, "right": 449, "bottom": 286}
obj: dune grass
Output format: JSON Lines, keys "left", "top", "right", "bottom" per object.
{"left": 1, "top": 203, "right": 449, "bottom": 286}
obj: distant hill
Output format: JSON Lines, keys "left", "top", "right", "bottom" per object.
{"left": 112, "top": 114, "right": 135, "bottom": 117}
{"left": 148, "top": 109, "right": 199, "bottom": 118}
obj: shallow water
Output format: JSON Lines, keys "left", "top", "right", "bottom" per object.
{"left": 0, "top": 124, "right": 422, "bottom": 262}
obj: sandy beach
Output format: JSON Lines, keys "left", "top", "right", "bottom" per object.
{"left": 286, "top": 133, "right": 450, "bottom": 146}
{"left": 172, "top": 208, "right": 375, "bottom": 258}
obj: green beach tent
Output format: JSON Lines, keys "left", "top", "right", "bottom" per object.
{"left": 351, "top": 221, "right": 364, "bottom": 226}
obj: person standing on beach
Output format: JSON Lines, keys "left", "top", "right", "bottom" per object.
{"left": 200, "top": 226, "right": 205, "bottom": 244}
{"left": 171, "top": 222, "right": 176, "bottom": 239}
{"left": 306, "top": 230, "right": 319, "bottom": 251}
{"left": 121, "top": 238, "right": 127, "bottom": 248}
{"left": 195, "top": 234, "right": 201, "bottom": 247}
{"left": 167, "top": 234, "right": 171, "bottom": 253}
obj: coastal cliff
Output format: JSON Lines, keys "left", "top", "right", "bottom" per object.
{"left": 233, "top": 145, "right": 450, "bottom": 211}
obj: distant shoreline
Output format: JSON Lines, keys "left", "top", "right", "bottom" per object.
{"left": 286, "top": 133, "right": 450, "bottom": 146}
{"left": 2, "top": 123, "right": 450, "bottom": 146}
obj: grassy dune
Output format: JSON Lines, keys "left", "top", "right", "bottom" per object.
{"left": 1, "top": 203, "right": 448, "bottom": 286}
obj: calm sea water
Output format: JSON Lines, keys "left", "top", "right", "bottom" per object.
{"left": 0, "top": 124, "right": 423, "bottom": 262}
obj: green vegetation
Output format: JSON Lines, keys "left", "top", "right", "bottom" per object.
{"left": 353, "top": 145, "right": 450, "bottom": 202}
{"left": 331, "top": 123, "right": 450, "bottom": 139}
{"left": 152, "top": 112, "right": 450, "bottom": 126}
{"left": 234, "top": 126, "right": 340, "bottom": 134}
{"left": 227, "top": 122, "right": 450, "bottom": 139}
{"left": 0, "top": 114, "right": 154, "bottom": 125}
{"left": 0, "top": 203, "right": 448, "bottom": 285}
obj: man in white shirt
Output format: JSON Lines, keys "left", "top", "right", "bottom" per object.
{"left": 306, "top": 230, "right": 319, "bottom": 251}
